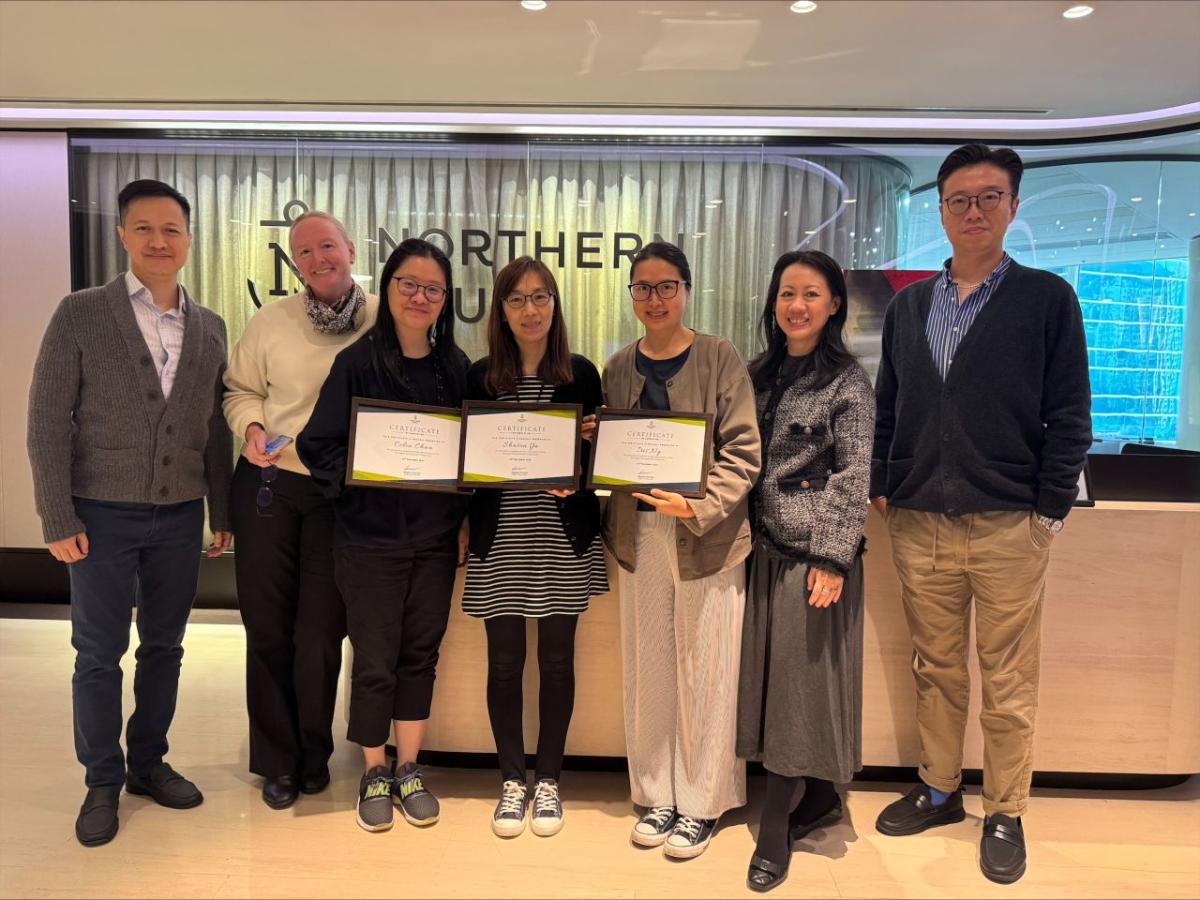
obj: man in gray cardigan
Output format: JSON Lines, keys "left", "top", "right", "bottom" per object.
{"left": 27, "top": 180, "right": 233, "bottom": 847}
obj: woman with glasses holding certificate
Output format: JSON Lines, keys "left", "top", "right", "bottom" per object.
{"left": 223, "top": 211, "right": 377, "bottom": 812}
{"left": 462, "top": 256, "right": 607, "bottom": 839}
{"left": 736, "top": 250, "right": 873, "bottom": 893}
{"left": 297, "top": 238, "right": 470, "bottom": 835}
{"left": 599, "top": 242, "right": 761, "bottom": 860}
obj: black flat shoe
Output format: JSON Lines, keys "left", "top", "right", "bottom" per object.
{"left": 875, "top": 785, "right": 964, "bottom": 836}
{"left": 300, "top": 768, "right": 330, "bottom": 795}
{"left": 126, "top": 763, "right": 203, "bottom": 809}
{"left": 980, "top": 814, "right": 1027, "bottom": 884}
{"left": 747, "top": 852, "right": 789, "bottom": 893}
{"left": 789, "top": 796, "right": 844, "bottom": 841}
{"left": 262, "top": 775, "right": 299, "bottom": 810}
{"left": 76, "top": 786, "right": 120, "bottom": 846}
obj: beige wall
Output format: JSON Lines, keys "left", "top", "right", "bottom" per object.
{"left": 0, "top": 131, "right": 71, "bottom": 548}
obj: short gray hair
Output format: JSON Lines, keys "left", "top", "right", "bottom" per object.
{"left": 288, "top": 210, "right": 352, "bottom": 250}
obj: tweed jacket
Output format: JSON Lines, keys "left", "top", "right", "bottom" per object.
{"left": 27, "top": 275, "right": 233, "bottom": 542}
{"left": 752, "top": 360, "right": 874, "bottom": 575}
{"left": 602, "top": 332, "right": 761, "bottom": 581}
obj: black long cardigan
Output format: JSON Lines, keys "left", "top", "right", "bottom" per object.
{"left": 465, "top": 353, "right": 603, "bottom": 560}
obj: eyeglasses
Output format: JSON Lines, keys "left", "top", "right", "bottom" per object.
{"left": 628, "top": 280, "right": 688, "bottom": 302}
{"left": 503, "top": 290, "right": 555, "bottom": 310}
{"left": 392, "top": 276, "right": 447, "bottom": 303}
{"left": 256, "top": 465, "right": 279, "bottom": 517}
{"left": 940, "top": 190, "right": 1013, "bottom": 216}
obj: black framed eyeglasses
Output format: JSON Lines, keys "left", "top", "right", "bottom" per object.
{"left": 503, "top": 290, "right": 555, "bottom": 309}
{"left": 628, "top": 280, "right": 688, "bottom": 302}
{"left": 392, "top": 276, "right": 447, "bottom": 303}
{"left": 256, "top": 465, "right": 279, "bottom": 517}
{"left": 940, "top": 190, "right": 1012, "bottom": 216}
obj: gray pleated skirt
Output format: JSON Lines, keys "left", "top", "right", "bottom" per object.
{"left": 736, "top": 542, "right": 864, "bottom": 783}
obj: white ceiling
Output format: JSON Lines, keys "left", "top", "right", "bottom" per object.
{"left": 2, "top": 0, "right": 1199, "bottom": 125}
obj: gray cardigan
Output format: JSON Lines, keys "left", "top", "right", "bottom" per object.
{"left": 752, "top": 361, "right": 874, "bottom": 575}
{"left": 27, "top": 275, "right": 233, "bottom": 543}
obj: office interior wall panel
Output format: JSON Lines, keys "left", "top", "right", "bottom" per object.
{"left": 0, "top": 132, "right": 71, "bottom": 549}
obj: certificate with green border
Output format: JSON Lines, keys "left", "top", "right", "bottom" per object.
{"left": 346, "top": 398, "right": 463, "bottom": 493}
{"left": 586, "top": 409, "right": 713, "bottom": 499}
{"left": 458, "top": 401, "right": 582, "bottom": 491}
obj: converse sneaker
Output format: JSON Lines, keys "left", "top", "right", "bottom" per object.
{"left": 492, "top": 779, "right": 528, "bottom": 837}
{"left": 530, "top": 778, "right": 564, "bottom": 837}
{"left": 663, "top": 815, "right": 717, "bottom": 859}
{"left": 631, "top": 806, "right": 679, "bottom": 847}
{"left": 392, "top": 762, "right": 439, "bottom": 826}
{"left": 356, "top": 765, "right": 394, "bottom": 833}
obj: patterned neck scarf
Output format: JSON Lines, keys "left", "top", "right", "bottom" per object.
{"left": 304, "top": 282, "right": 365, "bottom": 335}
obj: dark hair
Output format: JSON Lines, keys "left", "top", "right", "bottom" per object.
{"left": 748, "top": 250, "right": 855, "bottom": 391}
{"left": 484, "top": 256, "right": 574, "bottom": 395}
{"left": 936, "top": 143, "right": 1024, "bottom": 198}
{"left": 630, "top": 241, "right": 692, "bottom": 287}
{"left": 369, "top": 238, "right": 462, "bottom": 397}
{"left": 117, "top": 179, "right": 191, "bottom": 229}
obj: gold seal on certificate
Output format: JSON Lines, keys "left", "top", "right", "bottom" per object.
{"left": 586, "top": 409, "right": 713, "bottom": 498}
{"left": 458, "top": 401, "right": 582, "bottom": 491}
{"left": 346, "top": 398, "right": 463, "bottom": 492}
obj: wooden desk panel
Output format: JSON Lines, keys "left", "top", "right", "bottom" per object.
{"left": 404, "top": 504, "right": 1200, "bottom": 774}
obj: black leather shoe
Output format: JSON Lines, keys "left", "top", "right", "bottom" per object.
{"left": 76, "top": 786, "right": 120, "bottom": 846}
{"left": 875, "top": 785, "right": 964, "bottom": 836}
{"left": 789, "top": 796, "right": 843, "bottom": 842}
{"left": 747, "top": 853, "right": 789, "bottom": 893}
{"left": 300, "top": 768, "right": 330, "bottom": 795}
{"left": 126, "top": 763, "right": 203, "bottom": 809}
{"left": 262, "top": 775, "right": 299, "bottom": 810}
{"left": 980, "top": 813, "right": 1026, "bottom": 884}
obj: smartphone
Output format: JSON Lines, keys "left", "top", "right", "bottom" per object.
{"left": 264, "top": 434, "right": 294, "bottom": 456}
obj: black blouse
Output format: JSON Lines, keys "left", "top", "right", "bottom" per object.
{"left": 297, "top": 334, "right": 470, "bottom": 551}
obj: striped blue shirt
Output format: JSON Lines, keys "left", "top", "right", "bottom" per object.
{"left": 924, "top": 253, "right": 1011, "bottom": 380}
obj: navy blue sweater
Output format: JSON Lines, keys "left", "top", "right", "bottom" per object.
{"left": 870, "top": 261, "right": 1091, "bottom": 520}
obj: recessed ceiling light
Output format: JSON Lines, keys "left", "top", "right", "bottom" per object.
{"left": 790, "top": 1, "right": 818, "bottom": 13}
{"left": 1130, "top": 196, "right": 1143, "bottom": 202}
{"left": 521, "top": 0, "right": 547, "bottom": 10}
{"left": 1062, "top": 5, "right": 1094, "bottom": 18}
{"left": 1190, "top": 212, "right": 1197, "bottom": 217}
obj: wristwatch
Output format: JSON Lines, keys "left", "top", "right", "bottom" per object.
{"left": 1034, "top": 514, "right": 1064, "bottom": 534}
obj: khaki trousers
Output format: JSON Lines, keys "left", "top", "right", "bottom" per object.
{"left": 618, "top": 512, "right": 747, "bottom": 820}
{"left": 887, "top": 508, "right": 1053, "bottom": 816}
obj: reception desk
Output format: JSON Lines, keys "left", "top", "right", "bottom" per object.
{"left": 405, "top": 502, "right": 1200, "bottom": 775}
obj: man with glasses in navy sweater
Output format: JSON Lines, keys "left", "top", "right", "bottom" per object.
{"left": 870, "top": 144, "right": 1091, "bottom": 884}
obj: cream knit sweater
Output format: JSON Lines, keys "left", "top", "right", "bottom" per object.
{"left": 223, "top": 291, "right": 378, "bottom": 475}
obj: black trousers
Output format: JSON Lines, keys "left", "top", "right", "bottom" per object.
{"left": 231, "top": 459, "right": 345, "bottom": 780}
{"left": 335, "top": 539, "right": 457, "bottom": 747}
{"left": 484, "top": 614, "right": 579, "bottom": 783}
{"left": 69, "top": 498, "right": 204, "bottom": 788}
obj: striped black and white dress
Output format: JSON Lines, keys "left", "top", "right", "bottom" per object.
{"left": 461, "top": 376, "right": 609, "bottom": 619}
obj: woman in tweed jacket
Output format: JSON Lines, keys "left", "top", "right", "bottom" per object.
{"left": 735, "top": 250, "right": 874, "bottom": 892}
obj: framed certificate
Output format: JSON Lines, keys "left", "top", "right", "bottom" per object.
{"left": 458, "top": 401, "right": 582, "bottom": 491}
{"left": 346, "top": 398, "right": 463, "bottom": 492}
{"left": 586, "top": 409, "right": 713, "bottom": 498}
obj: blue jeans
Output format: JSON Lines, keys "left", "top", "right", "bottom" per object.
{"left": 68, "top": 498, "right": 204, "bottom": 788}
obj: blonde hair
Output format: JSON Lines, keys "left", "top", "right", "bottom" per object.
{"left": 288, "top": 210, "right": 352, "bottom": 250}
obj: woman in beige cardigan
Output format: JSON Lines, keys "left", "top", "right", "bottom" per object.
{"left": 600, "top": 242, "right": 761, "bottom": 860}
{"left": 222, "top": 211, "right": 377, "bottom": 811}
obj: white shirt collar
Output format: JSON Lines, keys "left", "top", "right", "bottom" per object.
{"left": 125, "top": 270, "right": 186, "bottom": 314}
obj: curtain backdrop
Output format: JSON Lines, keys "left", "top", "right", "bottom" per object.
{"left": 72, "top": 138, "right": 910, "bottom": 367}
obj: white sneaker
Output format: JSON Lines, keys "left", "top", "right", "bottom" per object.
{"left": 631, "top": 806, "right": 678, "bottom": 847}
{"left": 663, "top": 816, "right": 717, "bottom": 859}
{"left": 530, "top": 778, "right": 564, "bottom": 837}
{"left": 492, "top": 780, "right": 528, "bottom": 837}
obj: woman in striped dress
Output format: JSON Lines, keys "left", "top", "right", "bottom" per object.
{"left": 462, "top": 256, "right": 607, "bottom": 839}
